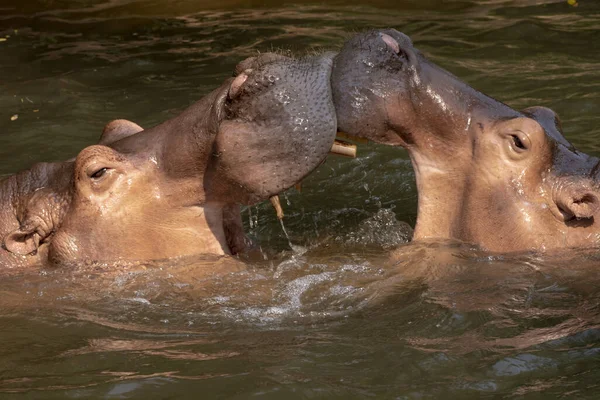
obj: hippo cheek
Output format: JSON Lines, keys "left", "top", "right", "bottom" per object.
{"left": 206, "top": 54, "right": 337, "bottom": 205}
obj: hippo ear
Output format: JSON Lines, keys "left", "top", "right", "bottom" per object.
{"left": 3, "top": 228, "right": 40, "bottom": 255}
{"left": 99, "top": 119, "right": 144, "bottom": 145}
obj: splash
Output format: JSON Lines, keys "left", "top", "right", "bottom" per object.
{"left": 279, "top": 218, "right": 294, "bottom": 249}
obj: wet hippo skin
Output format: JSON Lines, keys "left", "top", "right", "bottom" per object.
{"left": 0, "top": 54, "right": 337, "bottom": 268}
{"left": 5, "top": 28, "right": 597, "bottom": 269}
{"left": 329, "top": 29, "right": 600, "bottom": 252}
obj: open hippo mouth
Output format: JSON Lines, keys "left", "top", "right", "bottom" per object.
{"left": 206, "top": 52, "right": 348, "bottom": 207}
{"left": 7, "top": 27, "right": 600, "bottom": 268}
{"left": 0, "top": 52, "right": 346, "bottom": 267}
{"left": 324, "top": 29, "right": 600, "bottom": 252}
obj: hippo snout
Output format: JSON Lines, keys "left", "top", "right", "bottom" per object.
{"left": 379, "top": 29, "right": 419, "bottom": 69}
{"left": 206, "top": 52, "right": 338, "bottom": 205}
{"left": 331, "top": 29, "right": 426, "bottom": 146}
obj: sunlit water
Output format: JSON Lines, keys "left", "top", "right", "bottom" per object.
{"left": 1, "top": 0, "right": 600, "bottom": 398}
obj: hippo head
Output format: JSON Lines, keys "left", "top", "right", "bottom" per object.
{"left": 2, "top": 55, "right": 337, "bottom": 266}
{"left": 331, "top": 29, "right": 600, "bottom": 252}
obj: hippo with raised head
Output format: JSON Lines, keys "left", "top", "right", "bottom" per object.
{"left": 328, "top": 29, "right": 600, "bottom": 252}
{"left": 0, "top": 55, "right": 337, "bottom": 268}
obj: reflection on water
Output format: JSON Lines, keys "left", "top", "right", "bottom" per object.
{"left": 1, "top": 242, "right": 599, "bottom": 397}
{"left": 1, "top": 0, "right": 600, "bottom": 398}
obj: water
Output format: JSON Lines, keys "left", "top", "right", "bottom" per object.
{"left": 1, "top": 0, "right": 600, "bottom": 398}
{"left": 278, "top": 218, "right": 294, "bottom": 250}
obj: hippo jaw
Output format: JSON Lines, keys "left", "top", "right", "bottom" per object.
{"left": 206, "top": 52, "right": 338, "bottom": 205}
{"left": 331, "top": 29, "right": 600, "bottom": 252}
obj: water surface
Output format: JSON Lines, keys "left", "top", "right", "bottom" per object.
{"left": 1, "top": 0, "right": 600, "bottom": 398}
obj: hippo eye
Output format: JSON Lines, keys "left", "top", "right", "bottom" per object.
{"left": 90, "top": 168, "right": 108, "bottom": 179}
{"left": 511, "top": 134, "right": 528, "bottom": 151}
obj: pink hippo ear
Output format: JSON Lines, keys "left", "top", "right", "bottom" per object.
{"left": 99, "top": 119, "right": 143, "bottom": 145}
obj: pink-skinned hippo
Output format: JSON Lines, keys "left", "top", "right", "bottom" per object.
{"left": 0, "top": 55, "right": 337, "bottom": 268}
{"left": 327, "top": 29, "right": 600, "bottom": 252}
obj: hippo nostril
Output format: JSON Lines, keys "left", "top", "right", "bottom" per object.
{"left": 557, "top": 192, "right": 599, "bottom": 221}
{"left": 572, "top": 193, "right": 599, "bottom": 218}
{"left": 379, "top": 32, "right": 415, "bottom": 66}
{"left": 234, "top": 57, "right": 256, "bottom": 75}
{"left": 229, "top": 73, "right": 249, "bottom": 99}
{"left": 575, "top": 194, "right": 597, "bottom": 205}
{"left": 387, "top": 29, "right": 414, "bottom": 48}
{"left": 380, "top": 33, "right": 400, "bottom": 55}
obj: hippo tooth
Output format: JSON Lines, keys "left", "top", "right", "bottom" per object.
{"left": 330, "top": 140, "right": 357, "bottom": 158}
{"left": 270, "top": 195, "right": 284, "bottom": 220}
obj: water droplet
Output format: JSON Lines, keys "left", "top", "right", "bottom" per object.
{"left": 248, "top": 207, "right": 254, "bottom": 229}
{"left": 279, "top": 219, "right": 293, "bottom": 250}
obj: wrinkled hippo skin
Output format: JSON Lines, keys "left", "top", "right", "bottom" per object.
{"left": 0, "top": 54, "right": 337, "bottom": 268}
{"left": 330, "top": 29, "right": 600, "bottom": 252}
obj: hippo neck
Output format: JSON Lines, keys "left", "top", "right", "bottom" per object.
{"left": 409, "top": 149, "right": 471, "bottom": 240}
{"left": 110, "top": 84, "right": 229, "bottom": 204}
{"left": 409, "top": 106, "right": 511, "bottom": 241}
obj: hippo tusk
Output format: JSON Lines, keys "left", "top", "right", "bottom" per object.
{"left": 330, "top": 140, "right": 357, "bottom": 158}
{"left": 270, "top": 195, "right": 284, "bottom": 220}
{"left": 336, "top": 131, "right": 369, "bottom": 144}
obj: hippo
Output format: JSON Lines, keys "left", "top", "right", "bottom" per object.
{"left": 0, "top": 54, "right": 337, "bottom": 268}
{"left": 325, "top": 29, "right": 600, "bottom": 252}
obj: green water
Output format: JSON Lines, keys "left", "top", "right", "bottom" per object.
{"left": 1, "top": 0, "right": 600, "bottom": 398}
